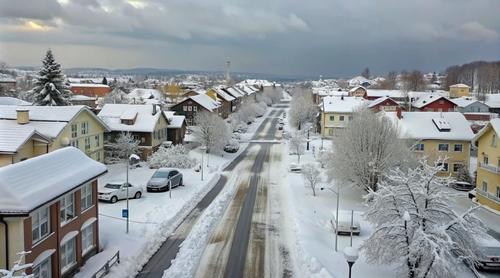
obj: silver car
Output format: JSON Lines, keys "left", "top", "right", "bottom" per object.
{"left": 146, "top": 168, "right": 183, "bottom": 192}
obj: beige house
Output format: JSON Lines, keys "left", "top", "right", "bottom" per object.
{"left": 449, "top": 84, "right": 470, "bottom": 98}
{"left": 0, "top": 105, "right": 109, "bottom": 163}
{"left": 0, "top": 124, "right": 51, "bottom": 167}
{"left": 319, "top": 96, "right": 367, "bottom": 137}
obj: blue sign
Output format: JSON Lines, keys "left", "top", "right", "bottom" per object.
{"left": 122, "top": 209, "right": 128, "bottom": 218}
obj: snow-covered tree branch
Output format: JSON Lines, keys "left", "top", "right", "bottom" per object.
{"left": 302, "top": 163, "right": 321, "bottom": 196}
{"left": 289, "top": 131, "right": 306, "bottom": 164}
{"left": 362, "top": 159, "right": 487, "bottom": 278}
{"left": 194, "top": 110, "right": 231, "bottom": 153}
{"left": 148, "top": 145, "right": 196, "bottom": 169}
{"left": 326, "top": 107, "right": 414, "bottom": 191}
{"left": 0, "top": 251, "right": 33, "bottom": 278}
{"left": 289, "top": 90, "right": 317, "bottom": 130}
{"left": 105, "top": 132, "right": 140, "bottom": 164}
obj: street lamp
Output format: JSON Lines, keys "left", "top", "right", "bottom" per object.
{"left": 125, "top": 154, "right": 138, "bottom": 234}
{"left": 321, "top": 186, "right": 340, "bottom": 252}
{"left": 307, "top": 128, "right": 310, "bottom": 151}
{"left": 200, "top": 146, "right": 206, "bottom": 181}
{"left": 343, "top": 247, "right": 359, "bottom": 278}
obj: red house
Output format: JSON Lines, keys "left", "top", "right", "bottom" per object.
{"left": 368, "top": 97, "right": 401, "bottom": 112}
{"left": 412, "top": 95, "right": 457, "bottom": 112}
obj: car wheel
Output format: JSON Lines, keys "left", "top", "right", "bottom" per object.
{"left": 110, "top": 196, "right": 118, "bottom": 203}
{"left": 135, "top": 192, "right": 142, "bottom": 199}
{"left": 179, "top": 178, "right": 183, "bottom": 187}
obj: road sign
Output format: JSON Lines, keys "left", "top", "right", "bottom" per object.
{"left": 122, "top": 209, "right": 128, "bottom": 218}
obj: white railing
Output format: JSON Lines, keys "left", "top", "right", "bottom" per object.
{"left": 478, "top": 162, "right": 500, "bottom": 173}
{"left": 477, "top": 189, "right": 500, "bottom": 204}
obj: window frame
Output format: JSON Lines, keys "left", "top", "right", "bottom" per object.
{"left": 81, "top": 224, "right": 94, "bottom": 255}
{"left": 81, "top": 122, "right": 89, "bottom": 135}
{"left": 71, "top": 124, "right": 78, "bottom": 138}
{"left": 31, "top": 206, "right": 50, "bottom": 244}
{"left": 339, "top": 115, "right": 345, "bottom": 121}
{"left": 60, "top": 238, "right": 76, "bottom": 274}
{"left": 60, "top": 193, "right": 75, "bottom": 226}
{"left": 453, "top": 163, "right": 463, "bottom": 173}
{"left": 453, "top": 144, "right": 463, "bottom": 152}
{"left": 32, "top": 256, "right": 51, "bottom": 278}
{"left": 437, "top": 162, "right": 449, "bottom": 172}
{"left": 329, "top": 115, "right": 334, "bottom": 121}
{"left": 438, "top": 143, "right": 449, "bottom": 152}
{"left": 81, "top": 183, "right": 93, "bottom": 212}
{"left": 414, "top": 143, "right": 425, "bottom": 151}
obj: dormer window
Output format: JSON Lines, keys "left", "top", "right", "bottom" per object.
{"left": 120, "top": 111, "right": 138, "bottom": 125}
{"left": 432, "top": 118, "right": 451, "bottom": 132}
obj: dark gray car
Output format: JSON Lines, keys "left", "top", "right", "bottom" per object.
{"left": 146, "top": 168, "right": 183, "bottom": 192}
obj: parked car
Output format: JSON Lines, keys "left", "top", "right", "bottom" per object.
{"left": 477, "top": 246, "right": 500, "bottom": 271}
{"left": 468, "top": 188, "right": 476, "bottom": 199}
{"left": 331, "top": 210, "right": 361, "bottom": 236}
{"left": 288, "top": 163, "right": 302, "bottom": 173}
{"left": 224, "top": 139, "right": 240, "bottom": 153}
{"left": 147, "top": 168, "right": 183, "bottom": 192}
{"left": 98, "top": 181, "right": 143, "bottom": 203}
{"left": 452, "top": 181, "right": 474, "bottom": 191}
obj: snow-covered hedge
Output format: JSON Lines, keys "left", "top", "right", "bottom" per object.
{"left": 148, "top": 145, "right": 197, "bottom": 169}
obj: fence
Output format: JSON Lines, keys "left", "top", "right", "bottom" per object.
{"left": 92, "top": 250, "right": 120, "bottom": 278}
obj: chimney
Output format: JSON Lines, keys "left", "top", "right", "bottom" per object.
{"left": 396, "top": 106, "right": 402, "bottom": 119}
{"left": 152, "top": 104, "right": 157, "bottom": 115}
{"left": 16, "top": 109, "right": 30, "bottom": 124}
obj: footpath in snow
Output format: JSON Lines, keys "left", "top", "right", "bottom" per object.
{"left": 75, "top": 109, "right": 272, "bottom": 278}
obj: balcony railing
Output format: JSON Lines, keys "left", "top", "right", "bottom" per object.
{"left": 477, "top": 188, "right": 500, "bottom": 205}
{"left": 478, "top": 162, "right": 500, "bottom": 173}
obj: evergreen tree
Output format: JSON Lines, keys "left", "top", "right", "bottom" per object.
{"left": 102, "top": 76, "right": 108, "bottom": 85}
{"left": 31, "top": 49, "right": 71, "bottom": 106}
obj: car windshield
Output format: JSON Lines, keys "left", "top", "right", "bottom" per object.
{"left": 104, "top": 183, "right": 122, "bottom": 189}
{"left": 153, "top": 171, "right": 169, "bottom": 178}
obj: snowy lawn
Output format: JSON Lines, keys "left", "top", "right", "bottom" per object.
{"left": 75, "top": 109, "right": 272, "bottom": 278}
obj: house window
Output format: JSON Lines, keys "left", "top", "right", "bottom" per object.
{"left": 60, "top": 238, "right": 76, "bottom": 273}
{"left": 97, "top": 151, "right": 101, "bottom": 162}
{"left": 71, "top": 124, "right": 78, "bottom": 138}
{"left": 348, "top": 116, "right": 353, "bottom": 121}
{"left": 339, "top": 116, "right": 345, "bottom": 121}
{"left": 438, "top": 144, "right": 449, "bottom": 152}
{"left": 454, "top": 144, "right": 463, "bottom": 152}
{"left": 82, "top": 224, "right": 94, "bottom": 255}
{"left": 81, "top": 183, "right": 92, "bottom": 211}
{"left": 193, "top": 106, "right": 197, "bottom": 112}
{"left": 437, "top": 162, "right": 448, "bottom": 172}
{"left": 188, "top": 106, "right": 192, "bottom": 111}
{"left": 492, "top": 134, "right": 497, "bottom": 147}
{"left": 329, "top": 115, "right": 334, "bottom": 121}
{"left": 95, "top": 135, "right": 100, "bottom": 147}
{"left": 482, "top": 181, "right": 488, "bottom": 192}
{"left": 328, "top": 129, "right": 333, "bottom": 136}
{"left": 60, "top": 193, "right": 75, "bottom": 225}
{"left": 183, "top": 106, "right": 187, "bottom": 112}
{"left": 453, "top": 163, "right": 463, "bottom": 173}
{"left": 484, "top": 156, "right": 489, "bottom": 165}
{"left": 85, "top": 137, "right": 91, "bottom": 151}
{"left": 81, "top": 122, "right": 89, "bottom": 135}
{"left": 31, "top": 206, "right": 49, "bottom": 244}
{"left": 414, "top": 143, "right": 425, "bottom": 151}
{"left": 33, "top": 256, "right": 51, "bottom": 278}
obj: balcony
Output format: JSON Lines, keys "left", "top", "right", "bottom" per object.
{"left": 478, "top": 162, "right": 500, "bottom": 173}
{"left": 477, "top": 188, "right": 500, "bottom": 205}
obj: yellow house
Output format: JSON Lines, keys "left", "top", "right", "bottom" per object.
{"left": 449, "top": 84, "right": 470, "bottom": 98}
{"left": 0, "top": 105, "right": 109, "bottom": 163}
{"left": 473, "top": 119, "right": 500, "bottom": 211}
{"left": 0, "top": 124, "right": 51, "bottom": 166}
{"left": 320, "top": 96, "right": 367, "bottom": 137}
{"left": 385, "top": 111, "right": 474, "bottom": 177}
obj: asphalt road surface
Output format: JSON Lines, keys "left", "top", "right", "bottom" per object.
{"left": 136, "top": 107, "right": 288, "bottom": 278}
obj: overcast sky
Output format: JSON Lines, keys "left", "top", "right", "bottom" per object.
{"left": 0, "top": 0, "right": 498, "bottom": 77}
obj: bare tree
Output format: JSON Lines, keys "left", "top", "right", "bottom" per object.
{"left": 362, "top": 159, "right": 486, "bottom": 278}
{"left": 361, "top": 67, "right": 371, "bottom": 79}
{"left": 289, "top": 131, "right": 306, "bottom": 164}
{"left": 326, "top": 107, "right": 413, "bottom": 191}
{"left": 194, "top": 110, "right": 231, "bottom": 153}
{"left": 289, "top": 89, "right": 317, "bottom": 130}
{"left": 401, "top": 70, "right": 426, "bottom": 92}
{"left": 302, "top": 163, "right": 321, "bottom": 196}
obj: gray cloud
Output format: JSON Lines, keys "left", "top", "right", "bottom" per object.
{"left": 0, "top": 0, "right": 498, "bottom": 76}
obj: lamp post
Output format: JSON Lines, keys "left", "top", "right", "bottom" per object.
{"left": 200, "top": 146, "right": 206, "bottom": 181}
{"left": 125, "top": 154, "right": 133, "bottom": 234}
{"left": 321, "top": 186, "right": 340, "bottom": 252}
{"left": 343, "top": 247, "right": 359, "bottom": 278}
{"left": 307, "top": 128, "right": 310, "bottom": 151}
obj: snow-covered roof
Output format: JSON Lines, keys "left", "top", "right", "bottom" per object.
{"left": 412, "top": 95, "right": 452, "bottom": 109}
{"left": 313, "top": 88, "right": 348, "bottom": 97}
{"left": 0, "top": 124, "right": 50, "bottom": 153}
{"left": 163, "top": 112, "right": 185, "bottom": 128}
{"left": 349, "top": 86, "right": 366, "bottom": 93}
{"left": 0, "top": 147, "right": 107, "bottom": 214}
{"left": 225, "top": 87, "right": 245, "bottom": 98}
{"left": 348, "top": 76, "right": 372, "bottom": 87}
{"left": 473, "top": 118, "right": 500, "bottom": 143}
{"left": 70, "top": 83, "right": 110, "bottom": 88}
{"left": 237, "top": 79, "right": 276, "bottom": 87}
{"left": 451, "top": 96, "right": 484, "bottom": 108}
{"left": 128, "top": 88, "right": 163, "bottom": 101}
{"left": 98, "top": 104, "right": 165, "bottom": 132}
{"left": 320, "top": 96, "right": 367, "bottom": 113}
{"left": 0, "top": 105, "right": 85, "bottom": 122}
{"left": 71, "top": 94, "right": 96, "bottom": 101}
{"left": 366, "top": 90, "right": 405, "bottom": 99}
{"left": 237, "top": 84, "right": 259, "bottom": 95}
{"left": 368, "top": 96, "right": 397, "bottom": 108}
{"left": 450, "top": 83, "right": 470, "bottom": 88}
{"left": 0, "top": 73, "right": 16, "bottom": 83}
{"left": 385, "top": 111, "right": 474, "bottom": 141}
{"left": 0, "top": 120, "right": 66, "bottom": 139}
{"left": 212, "top": 86, "right": 235, "bottom": 102}
{"left": 485, "top": 94, "right": 500, "bottom": 108}
{"left": 0, "top": 97, "right": 31, "bottom": 106}
{"left": 189, "top": 94, "right": 220, "bottom": 112}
